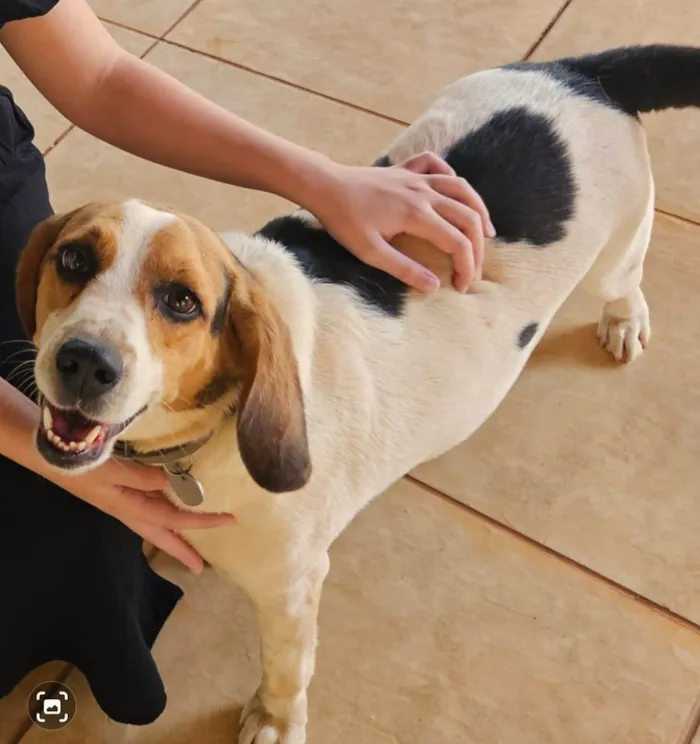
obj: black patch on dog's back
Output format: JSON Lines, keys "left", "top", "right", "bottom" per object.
{"left": 517, "top": 322, "right": 539, "bottom": 349}
{"left": 444, "top": 107, "right": 575, "bottom": 246}
{"left": 257, "top": 216, "right": 407, "bottom": 316}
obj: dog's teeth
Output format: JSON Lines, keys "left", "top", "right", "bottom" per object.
{"left": 47, "top": 430, "right": 58, "bottom": 444}
{"left": 75, "top": 442, "right": 87, "bottom": 452}
{"left": 42, "top": 406, "right": 53, "bottom": 431}
{"left": 85, "top": 426, "right": 102, "bottom": 445}
{"left": 68, "top": 441, "right": 78, "bottom": 451}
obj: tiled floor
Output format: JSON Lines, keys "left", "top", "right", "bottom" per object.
{"left": 1, "top": 0, "right": 700, "bottom": 742}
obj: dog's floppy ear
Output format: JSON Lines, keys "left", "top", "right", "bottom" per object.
{"left": 227, "top": 275, "right": 311, "bottom": 493}
{"left": 16, "top": 209, "right": 79, "bottom": 339}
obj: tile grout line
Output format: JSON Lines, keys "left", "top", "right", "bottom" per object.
{"left": 656, "top": 207, "right": 700, "bottom": 229}
{"left": 158, "top": 0, "right": 207, "bottom": 40}
{"left": 162, "top": 37, "right": 411, "bottom": 127}
{"left": 522, "top": 0, "right": 575, "bottom": 60}
{"left": 404, "top": 475, "right": 700, "bottom": 635}
{"left": 677, "top": 689, "right": 700, "bottom": 744}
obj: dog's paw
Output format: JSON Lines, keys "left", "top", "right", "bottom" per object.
{"left": 597, "top": 291, "right": 651, "bottom": 364}
{"left": 238, "top": 692, "right": 306, "bottom": 744}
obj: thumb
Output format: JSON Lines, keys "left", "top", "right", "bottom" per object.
{"left": 114, "top": 461, "right": 169, "bottom": 493}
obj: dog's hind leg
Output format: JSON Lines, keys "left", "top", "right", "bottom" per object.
{"left": 239, "top": 554, "right": 330, "bottom": 744}
{"left": 581, "top": 191, "right": 655, "bottom": 364}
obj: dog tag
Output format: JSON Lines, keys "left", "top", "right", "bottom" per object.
{"left": 164, "top": 465, "right": 205, "bottom": 507}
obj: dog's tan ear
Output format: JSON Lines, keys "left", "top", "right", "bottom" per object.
{"left": 16, "top": 210, "right": 78, "bottom": 339}
{"left": 227, "top": 276, "right": 311, "bottom": 493}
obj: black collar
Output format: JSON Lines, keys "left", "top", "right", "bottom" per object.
{"left": 112, "top": 435, "right": 212, "bottom": 466}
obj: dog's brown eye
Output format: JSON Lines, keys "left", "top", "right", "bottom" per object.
{"left": 57, "top": 244, "right": 95, "bottom": 283}
{"left": 61, "top": 248, "right": 86, "bottom": 273}
{"left": 163, "top": 288, "right": 198, "bottom": 315}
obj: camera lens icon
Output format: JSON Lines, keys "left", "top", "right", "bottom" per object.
{"left": 28, "top": 682, "right": 77, "bottom": 730}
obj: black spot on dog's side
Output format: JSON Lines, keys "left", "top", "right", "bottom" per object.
{"left": 373, "top": 154, "right": 392, "bottom": 167}
{"left": 195, "top": 373, "right": 236, "bottom": 408}
{"left": 517, "top": 322, "right": 539, "bottom": 349}
{"left": 444, "top": 107, "right": 576, "bottom": 246}
{"left": 211, "top": 276, "right": 232, "bottom": 337}
{"left": 257, "top": 216, "right": 407, "bottom": 317}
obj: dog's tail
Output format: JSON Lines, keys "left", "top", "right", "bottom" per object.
{"left": 558, "top": 44, "right": 700, "bottom": 115}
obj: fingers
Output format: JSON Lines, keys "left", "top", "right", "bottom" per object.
{"left": 399, "top": 151, "right": 456, "bottom": 177}
{"left": 433, "top": 199, "right": 484, "bottom": 283}
{"left": 404, "top": 209, "right": 476, "bottom": 292}
{"left": 129, "top": 519, "right": 205, "bottom": 574}
{"left": 119, "top": 487, "right": 235, "bottom": 530}
{"left": 362, "top": 233, "right": 440, "bottom": 293}
{"left": 113, "top": 460, "right": 169, "bottom": 492}
{"left": 427, "top": 173, "right": 496, "bottom": 238}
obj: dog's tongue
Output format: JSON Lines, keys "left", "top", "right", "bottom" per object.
{"left": 51, "top": 407, "right": 98, "bottom": 442}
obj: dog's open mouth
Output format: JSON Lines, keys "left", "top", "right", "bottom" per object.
{"left": 37, "top": 400, "right": 139, "bottom": 468}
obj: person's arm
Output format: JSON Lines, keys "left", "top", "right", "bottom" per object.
{"left": 0, "top": 378, "right": 233, "bottom": 572}
{"left": 0, "top": 0, "right": 494, "bottom": 293}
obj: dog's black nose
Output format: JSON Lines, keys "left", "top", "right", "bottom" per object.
{"left": 55, "top": 336, "right": 123, "bottom": 401}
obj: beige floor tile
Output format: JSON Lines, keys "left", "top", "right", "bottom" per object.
{"left": 167, "top": 0, "right": 566, "bottom": 122}
{"left": 90, "top": 0, "right": 192, "bottom": 37}
{"left": 0, "top": 662, "right": 70, "bottom": 744}
{"left": 414, "top": 213, "right": 700, "bottom": 622}
{"left": 533, "top": 0, "right": 700, "bottom": 223}
{"left": 18, "top": 480, "right": 700, "bottom": 743}
{"left": 45, "top": 42, "right": 401, "bottom": 229}
{"left": 0, "top": 23, "right": 153, "bottom": 154}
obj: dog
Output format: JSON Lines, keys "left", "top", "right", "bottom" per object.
{"left": 16, "top": 44, "right": 700, "bottom": 743}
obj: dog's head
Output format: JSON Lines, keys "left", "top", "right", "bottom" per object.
{"left": 17, "top": 200, "right": 310, "bottom": 493}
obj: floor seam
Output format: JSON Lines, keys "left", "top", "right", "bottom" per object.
{"left": 677, "top": 688, "right": 700, "bottom": 744}
{"left": 158, "top": 0, "right": 207, "bottom": 41}
{"left": 161, "top": 38, "right": 411, "bottom": 126}
{"left": 522, "top": 0, "right": 575, "bottom": 60}
{"left": 656, "top": 207, "right": 700, "bottom": 228}
{"left": 404, "top": 474, "right": 700, "bottom": 635}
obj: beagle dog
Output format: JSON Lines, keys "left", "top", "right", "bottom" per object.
{"left": 18, "top": 44, "right": 700, "bottom": 743}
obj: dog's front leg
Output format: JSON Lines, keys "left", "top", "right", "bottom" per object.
{"left": 239, "top": 554, "right": 330, "bottom": 744}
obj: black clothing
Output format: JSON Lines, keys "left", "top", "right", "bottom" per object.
{"left": 0, "top": 1, "right": 183, "bottom": 725}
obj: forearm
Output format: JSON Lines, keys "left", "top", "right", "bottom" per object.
{"left": 0, "top": 378, "right": 48, "bottom": 477}
{"left": 81, "top": 53, "right": 336, "bottom": 208}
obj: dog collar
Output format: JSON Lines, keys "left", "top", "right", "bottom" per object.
{"left": 112, "top": 436, "right": 211, "bottom": 465}
{"left": 112, "top": 435, "right": 212, "bottom": 507}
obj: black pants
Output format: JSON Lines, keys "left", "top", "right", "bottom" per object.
{"left": 0, "top": 162, "right": 183, "bottom": 724}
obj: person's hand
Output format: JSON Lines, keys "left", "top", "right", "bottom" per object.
{"left": 49, "top": 458, "right": 233, "bottom": 574}
{"left": 311, "top": 151, "right": 495, "bottom": 293}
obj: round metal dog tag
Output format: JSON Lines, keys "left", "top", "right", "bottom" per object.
{"left": 164, "top": 466, "right": 205, "bottom": 507}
